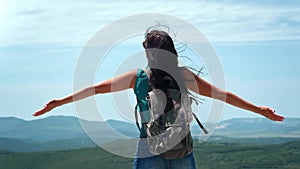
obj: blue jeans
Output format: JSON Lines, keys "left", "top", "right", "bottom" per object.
{"left": 133, "top": 139, "right": 196, "bottom": 169}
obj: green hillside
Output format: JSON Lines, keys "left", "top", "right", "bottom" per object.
{"left": 1, "top": 140, "right": 300, "bottom": 169}
{"left": 194, "top": 141, "right": 300, "bottom": 169}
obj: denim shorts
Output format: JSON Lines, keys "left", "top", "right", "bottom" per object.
{"left": 133, "top": 138, "right": 196, "bottom": 169}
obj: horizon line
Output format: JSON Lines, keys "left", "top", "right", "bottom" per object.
{"left": 0, "top": 115, "right": 297, "bottom": 122}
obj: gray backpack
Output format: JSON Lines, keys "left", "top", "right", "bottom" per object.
{"left": 135, "top": 70, "right": 208, "bottom": 159}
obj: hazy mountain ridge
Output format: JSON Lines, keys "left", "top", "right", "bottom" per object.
{"left": 1, "top": 116, "right": 299, "bottom": 139}
{"left": 213, "top": 117, "right": 300, "bottom": 138}
{"left": 0, "top": 116, "right": 299, "bottom": 152}
{"left": 0, "top": 116, "right": 87, "bottom": 141}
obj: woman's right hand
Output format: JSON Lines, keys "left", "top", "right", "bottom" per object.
{"left": 33, "top": 99, "right": 59, "bottom": 117}
{"left": 258, "top": 106, "right": 284, "bottom": 121}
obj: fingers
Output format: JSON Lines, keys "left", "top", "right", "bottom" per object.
{"left": 268, "top": 113, "right": 284, "bottom": 122}
{"left": 270, "top": 109, "right": 284, "bottom": 121}
{"left": 274, "top": 114, "right": 284, "bottom": 121}
{"left": 33, "top": 100, "right": 57, "bottom": 117}
{"left": 32, "top": 110, "right": 44, "bottom": 117}
{"left": 33, "top": 108, "right": 47, "bottom": 116}
{"left": 33, "top": 104, "right": 50, "bottom": 117}
{"left": 260, "top": 106, "right": 284, "bottom": 122}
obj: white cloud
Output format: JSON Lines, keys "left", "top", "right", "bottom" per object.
{"left": 0, "top": 0, "right": 299, "bottom": 47}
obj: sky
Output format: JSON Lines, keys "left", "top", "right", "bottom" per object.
{"left": 0, "top": 0, "right": 299, "bottom": 122}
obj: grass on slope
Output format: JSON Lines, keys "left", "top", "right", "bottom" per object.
{"left": 1, "top": 140, "right": 300, "bottom": 169}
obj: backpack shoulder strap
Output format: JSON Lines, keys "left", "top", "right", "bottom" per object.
{"left": 192, "top": 113, "right": 208, "bottom": 134}
{"left": 143, "top": 69, "right": 151, "bottom": 79}
{"left": 134, "top": 105, "right": 142, "bottom": 133}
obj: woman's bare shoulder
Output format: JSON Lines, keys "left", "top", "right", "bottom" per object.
{"left": 179, "top": 67, "right": 196, "bottom": 81}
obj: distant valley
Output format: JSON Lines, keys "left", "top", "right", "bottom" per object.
{"left": 0, "top": 116, "right": 299, "bottom": 152}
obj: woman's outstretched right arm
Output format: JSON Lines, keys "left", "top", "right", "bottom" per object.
{"left": 183, "top": 68, "right": 284, "bottom": 121}
{"left": 33, "top": 69, "right": 137, "bottom": 117}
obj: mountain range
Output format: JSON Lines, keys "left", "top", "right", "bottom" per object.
{"left": 0, "top": 116, "right": 299, "bottom": 152}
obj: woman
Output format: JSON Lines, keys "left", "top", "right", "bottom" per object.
{"left": 34, "top": 29, "right": 284, "bottom": 169}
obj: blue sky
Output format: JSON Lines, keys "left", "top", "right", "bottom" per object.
{"left": 0, "top": 0, "right": 299, "bottom": 122}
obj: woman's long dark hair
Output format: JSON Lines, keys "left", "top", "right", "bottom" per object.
{"left": 143, "top": 29, "right": 187, "bottom": 111}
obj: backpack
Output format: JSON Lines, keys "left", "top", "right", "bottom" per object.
{"left": 134, "top": 69, "right": 208, "bottom": 159}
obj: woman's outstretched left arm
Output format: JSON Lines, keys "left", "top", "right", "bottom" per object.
{"left": 33, "top": 69, "right": 137, "bottom": 116}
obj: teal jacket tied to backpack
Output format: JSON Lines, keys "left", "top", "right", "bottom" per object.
{"left": 134, "top": 68, "right": 151, "bottom": 138}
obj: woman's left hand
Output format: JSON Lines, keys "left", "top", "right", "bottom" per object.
{"left": 33, "top": 99, "right": 58, "bottom": 117}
